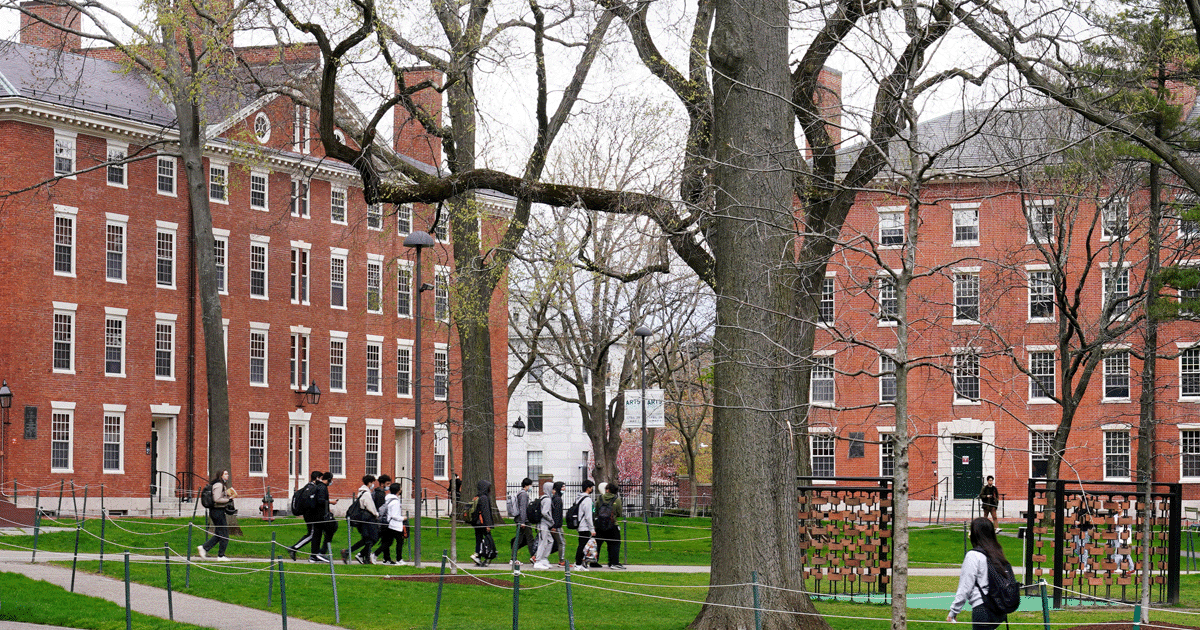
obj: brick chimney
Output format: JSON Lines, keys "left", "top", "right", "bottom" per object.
{"left": 815, "top": 66, "right": 843, "bottom": 149}
{"left": 394, "top": 67, "right": 443, "bottom": 168}
{"left": 19, "top": 1, "right": 82, "bottom": 52}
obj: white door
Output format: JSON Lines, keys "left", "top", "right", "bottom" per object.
{"left": 394, "top": 429, "right": 412, "bottom": 499}
{"left": 288, "top": 423, "right": 309, "bottom": 496}
{"left": 151, "top": 416, "right": 175, "bottom": 499}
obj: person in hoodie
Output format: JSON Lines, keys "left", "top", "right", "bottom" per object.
{"left": 531, "top": 481, "right": 555, "bottom": 570}
{"left": 377, "top": 482, "right": 409, "bottom": 565}
{"left": 594, "top": 482, "right": 625, "bottom": 569}
{"left": 572, "top": 480, "right": 596, "bottom": 571}
{"left": 510, "top": 477, "right": 535, "bottom": 563}
{"left": 551, "top": 480, "right": 567, "bottom": 566}
{"left": 469, "top": 479, "right": 496, "bottom": 566}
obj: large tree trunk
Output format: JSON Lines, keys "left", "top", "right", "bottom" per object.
{"left": 455, "top": 266, "right": 497, "bottom": 493}
{"left": 692, "top": 0, "right": 827, "bottom": 624}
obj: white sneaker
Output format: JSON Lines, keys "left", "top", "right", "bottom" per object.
{"left": 532, "top": 561, "right": 551, "bottom": 570}
{"left": 217, "top": 556, "right": 231, "bottom": 562}
{"left": 196, "top": 545, "right": 207, "bottom": 559}
{"left": 397, "top": 559, "right": 410, "bottom": 566}
{"left": 572, "top": 564, "right": 589, "bottom": 572}
{"left": 470, "top": 553, "right": 480, "bottom": 565}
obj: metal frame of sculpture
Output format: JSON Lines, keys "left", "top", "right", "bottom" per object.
{"left": 797, "top": 476, "right": 893, "bottom": 595}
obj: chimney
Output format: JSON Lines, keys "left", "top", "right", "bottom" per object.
{"left": 815, "top": 66, "right": 842, "bottom": 149}
{"left": 394, "top": 67, "right": 444, "bottom": 168}
{"left": 19, "top": 1, "right": 82, "bottom": 52}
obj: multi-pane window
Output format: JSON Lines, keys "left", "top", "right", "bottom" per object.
{"left": 105, "top": 314, "right": 125, "bottom": 376}
{"left": 879, "top": 209, "right": 904, "bottom": 246}
{"left": 818, "top": 277, "right": 834, "bottom": 325}
{"left": 365, "top": 427, "right": 380, "bottom": 475}
{"left": 434, "top": 214, "right": 448, "bottom": 242}
{"left": 397, "top": 204, "right": 412, "bottom": 235}
{"left": 213, "top": 232, "right": 228, "bottom": 294}
{"left": 250, "top": 172, "right": 268, "bottom": 210}
{"left": 880, "top": 433, "right": 895, "bottom": 477}
{"left": 290, "top": 331, "right": 310, "bottom": 389}
{"left": 366, "top": 340, "right": 381, "bottom": 394}
{"left": 368, "top": 204, "right": 383, "bottom": 230}
{"left": 1181, "top": 194, "right": 1200, "bottom": 238}
{"left": 810, "top": 356, "right": 834, "bottom": 405}
{"left": 434, "top": 346, "right": 449, "bottom": 400}
{"left": 155, "top": 319, "right": 175, "bottom": 379}
{"left": 249, "top": 328, "right": 268, "bottom": 385}
{"left": 53, "top": 306, "right": 74, "bottom": 372}
{"left": 291, "top": 179, "right": 309, "bottom": 217}
{"left": 1182, "top": 347, "right": 1200, "bottom": 398}
{"left": 397, "top": 264, "right": 413, "bottom": 317}
{"left": 250, "top": 239, "right": 268, "bottom": 298}
{"left": 103, "top": 412, "right": 123, "bottom": 472}
{"left": 527, "top": 401, "right": 544, "bottom": 433}
{"left": 396, "top": 343, "right": 412, "bottom": 396}
{"left": 53, "top": 132, "right": 75, "bottom": 175}
{"left": 1102, "top": 198, "right": 1129, "bottom": 240}
{"left": 528, "top": 357, "right": 545, "bottom": 383}
{"left": 249, "top": 420, "right": 266, "bottom": 475}
{"left": 329, "top": 338, "right": 346, "bottom": 392}
{"left": 953, "top": 206, "right": 979, "bottom": 244}
{"left": 294, "top": 104, "right": 311, "bottom": 154}
{"left": 51, "top": 408, "right": 72, "bottom": 471}
{"left": 1031, "top": 431, "right": 1053, "bottom": 478}
{"left": 54, "top": 209, "right": 75, "bottom": 275}
{"left": 954, "top": 350, "right": 980, "bottom": 402}
{"left": 1029, "top": 270, "right": 1054, "bottom": 320}
{"left": 209, "top": 163, "right": 228, "bottom": 202}
{"left": 1029, "top": 351, "right": 1055, "bottom": 400}
{"left": 330, "top": 252, "right": 346, "bottom": 309}
{"left": 1105, "top": 350, "right": 1130, "bottom": 399}
{"left": 157, "top": 156, "right": 176, "bottom": 195}
{"left": 527, "top": 450, "right": 544, "bottom": 480}
{"left": 106, "top": 143, "right": 126, "bottom": 186}
{"left": 811, "top": 434, "right": 835, "bottom": 477}
{"left": 290, "top": 246, "right": 310, "bottom": 304}
{"left": 1104, "top": 431, "right": 1130, "bottom": 479}
{"left": 106, "top": 217, "right": 126, "bottom": 282}
{"left": 434, "top": 267, "right": 450, "bottom": 322}
{"left": 954, "top": 273, "right": 980, "bottom": 322}
{"left": 1103, "top": 266, "right": 1131, "bottom": 320}
{"left": 330, "top": 188, "right": 346, "bottom": 224}
{"left": 1183, "top": 430, "right": 1200, "bottom": 478}
{"left": 434, "top": 424, "right": 448, "bottom": 479}
{"left": 878, "top": 276, "right": 898, "bottom": 322}
{"left": 1026, "top": 199, "right": 1054, "bottom": 242}
{"left": 156, "top": 226, "right": 176, "bottom": 288}
{"left": 880, "top": 355, "right": 897, "bottom": 404}
{"left": 328, "top": 425, "right": 345, "bottom": 477}
{"left": 367, "top": 258, "right": 383, "bottom": 313}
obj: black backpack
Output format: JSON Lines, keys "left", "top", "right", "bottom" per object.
{"left": 565, "top": 496, "right": 584, "bottom": 529}
{"left": 526, "top": 497, "right": 543, "bottom": 525}
{"left": 200, "top": 483, "right": 215, "bottom": 509}
{"left": 595, "top": 495, "right": 615, "bottom": 531}
{"left": 973, "top": 550, "right": 1021, "bottom": 616}
{"left": 346, "top": 491, "right": 365, "bottom": 523}
{"left": 291, "top": 482, "right": 318, "bottom": 516}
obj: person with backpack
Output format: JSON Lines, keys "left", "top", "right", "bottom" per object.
{"left": 196, "top": 470, "right": 232, "bottom": 561}
{"left": 551, "top": 481, "right": 567, "bottom": 566}
{"left": 468, "top": 479, "right": 497, "bottom": 566}
{"left": 376, "top": 482, "right": 409, "bottom": 565}
{"left": 342, "top": 474, "right": 379, "bottom": 564}
{"left": 287, "top": 471, "right": 329, "bottom": 562}
{"left": 571, "top": 480, "right": 596, "bottom": 571}
{"left": 948, "top": 517, "right": 1019, "bottom": 630}
{"left": 594, "top": 482, "right": 624, "bottom": 569}
{"left": 510, "top": 478, "right": 535, "bottom": 563}
{"left": 531, "top": 481, "right": 555, "bottom": 570}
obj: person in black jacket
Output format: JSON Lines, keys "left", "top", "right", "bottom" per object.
{"left": 469, "top": 479, "right": 496, "bottom": 566}
{"left": 287, "top": 470, "right": 325, "bottom": 562}
{"left": 510, "top": 477, "right": 535, "bottom": 563}
{"left": 551, "top": 480, "right": 566, "bottom": 566}
{"left": 315, "top": 471, "right": 339, "bottom": 559}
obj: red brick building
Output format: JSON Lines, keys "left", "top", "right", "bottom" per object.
{"left": 0, "top": 15, "right": 510, "bottom": 514}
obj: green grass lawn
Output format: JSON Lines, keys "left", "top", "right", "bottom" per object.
{"left": 0, "top": 571, "right": 211, "bottom": 630}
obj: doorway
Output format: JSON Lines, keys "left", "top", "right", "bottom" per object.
{"left": 288, "top": 423, "right": 309, "bottom": 496}
{"left": 150, "top": 416, "right": 175, "bottom": 500}
{"left": 394, "top": 428, "right": 412, "bottom": 499}
{"left": 953, "top": 440, "right": 983, "bottom": 499}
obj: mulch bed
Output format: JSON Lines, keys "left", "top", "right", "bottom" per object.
{"left": 383, "top": 572, "right": 513, "bottom": 587}
{"left": 1063, "top": 624, "right": 1199, "bottom": 630}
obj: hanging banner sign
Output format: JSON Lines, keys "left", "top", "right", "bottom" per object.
{"left": 622, "top": 389, "right": 666, "bottom": 429}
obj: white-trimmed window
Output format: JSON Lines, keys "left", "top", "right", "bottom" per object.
{"left": 527, "top": 400, "right": 544, "bottom": 432}
{"left": 952, "top": 203, "right": 980, "bottom": 245}
{"left": 368, "top": 203, "right": 383, "bottom": 230}
{"left": 878, "top": 275, "right": 898, "bottom": 324}
{"left": 954, "top": 271, "right": 980, "bottom": 322}
{"left": 953, "top": 349, "right": 980, "bottom": 403}
{"left": 1102, "top": 197, "right": 1129, "bottom": 240}
{"left": 155, "top": 314, "right": 176, "bottom": 380}
{"left": 397, "top": 203, "right": 413, "bottom": 235}
{"left": 1030, "top": 430, "right": 1053, "bottom": 478}
{"left": 1028, "top": 268, "right": 1054, "bottom": 321}
{"left": 434, "top": 266, "right": 450, "bottom": 322}
{"left": 818, "top": 276, "right": 834, "bottom": 325}
{"left": 249, "top": 415, "right": 267, "bottom": 476}
{"left": 434, "top": 214, "right": 449, "bottom": 242}
{"left": 104, "top": 308, "right": 126, "bottom": 377}
{"left": 329, "top": 332, "right": 347, "bottom": 392}
{"left": 397, "top": 262, "right": 413, "bottom": 318}
{"left": 52, "top": 302, "right": 76, "bottom": 373}
{"left": 50, "top": 401, "right": 74, "bottom": 472}
{"left": 1104, "top": 430, "right": 1131, "bottom": 480}
{"left": 250, "top": 171, "right": 269, "bottom": 210}
{"left": 330, "top": 187, "right": 346, "bottom": 224}
{"left": 1102, "top": 264, "right": 1131, "bottom": 320}
{"left": 1182, "top": 345, "right": 1200, "bottom": 399}
{"left": 1182, "top": 430, "right": 1200, "bottom": 479}
{"left": 367, "top": 255, "right": 383, "bottom": 314}
{"left": 365, "top": 425, "right": 381, "bottom": 475}
{"left": 249, "top": 323, "right": 269, "bottom": 386}
{"left": 102, "top": 407, "right": 124, "bottom": 473}
{"left": 330, "top": 249, "right": 347, "bottom": 309}
{"left": 290, "top": 242, "right": 310, "bottom": 304}
{"left": 1026, "top": 199, "right": 1055, "bottom": 243}
{"left": 810, "top": 354, "right": 834, "bottom": 406}
{"left": 54, "top": 205, "right": 76, "bottom": 276}
{"left": 810, "top": 433, "right": 835, "bottom": 478}
{"left": 290, "top": 328, "right": 310, "bottom": 390}
{"left": 328, "top": 424, "right": 345, "bottom": 478}
{"left": 157, "top": 156, "right": 176, "bottom": 195}
{"left": 878, "top": 207, "right": 904, "bottom": 246}
{"left": 366, "top": 337, "right": 382, "bottom": 394}
{"left": 434, "top": 423, "right": 448, "bottom": 479}
{"left": 1180, "top": 194, "right": 1200, "bottom": 238}
{"left": 290, "top": 179, "right": 309, "bottom": 218}
{"left": 294, "top": 104, "right": 311, "bottom": 154}
{"left": 209, "top": 162, "right": 228, "bottom": 203}
{"left": 106, "top": 213, "right": 127, "bottom": 282}
{"left": 880, "top": 432, "right": 895, "bottom": 477}
{"left": 53, "top": 131, "right": 75, "bottom": 176}
{"left": 527, "top": 450, "right": 544, "bottom": 480}
{"left": 250, "top": 236, "right": 269, "bottom": 299}
{"left": 1104, "top": 350, "right": 1130, "bottom": 400}
{"left": 880, "top": 354, "right": 896, "bottom": 404}
{"left": 254, "top": 112, "right": 272, "bottom": 142}
{"left": 434, "top": 344, "right": 449, "bottom": 400}
{"left": 106, "top": 141, "right": 126, "bottom": 187}
{"left": 213, "top": 228, "right": 228, "bottom": 294}
{"left": 1029, "top": 349, "right": 1055, "bottom": 401}
{"left": 156, "top": 222, "right": 177, "bottom": 289}
{"left": 397, "top": 340, "right": 413, "bottom": 397}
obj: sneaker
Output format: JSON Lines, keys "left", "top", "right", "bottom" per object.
{"left": 589, "top": 561, "right": 602, "bottom": 568}
{"left": 196, "top": 545, "right": 207, "bottom": 559}
{"left": 381, "top": 560, "right": 397, "bottom": 565}
{"left": 397, "top": 560, "right": 410, "bottom": 566}
{"left": 532, "top": 561, "right": 552, "bottom": 570}
{"left": 572, "top": 564, "right": 589, "bottom": 572}
{"left": 341, "top": 548, "right": 350, "bottom": 564}
{"left": 309, "top": 555, "right": 329, "bottom": 563}
{"left": 354, "top": 554, "right": 367, "bottom": 565}
{"left": 217, "top": 556, "right": 231, "bottom": 562}
{"left": 470, "top": 553, "right": 480, "bottom": 565}
{"left": 609, "top": 563, "right": 626, "bottom": 570}
{"left": 370, "top": 554, "right": 378, "bottom": 564}
{"left": 287, "top": 547, "right": 297, "bottom": 561}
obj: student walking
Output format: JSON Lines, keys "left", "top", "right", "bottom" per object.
{"left": 531, "top": 481, "right": 555, "bottom": 570}
{"left": 287, "top": 471, "right": 331, "bottom": 562}
{"left": 551, "top": 481, "right": 567, "bottom": 566}
{"left": 377, "top": 482, "right": 409, "bottom": 565}
{"left": 469, "top": 480, "right": 497, "bottom": 566}
{"left": 343, "top": 475, "right": 379, "bottom": 564}
{"left": 572, "top": 480, "right": 595, "bottom": 571}
{"left": 197, "top": 470, "right": 232, "bottom": 561}
{"left": 978, "top": 476, "right": 1000, "bottom": 531}
{"left": 511, "top": 478, "right": 535, "bottom": 562}
{"left": 948, "top": 517, "right": 1016, "bottom": 630}
{"left": 594, "top": 482, "right": 624, "bottom": 569}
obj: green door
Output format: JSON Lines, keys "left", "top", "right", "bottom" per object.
{"left": 953, "top": 441, "right": 983, "bottom": 499}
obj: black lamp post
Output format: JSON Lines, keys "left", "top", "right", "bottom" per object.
{"left": 511, "top": 418, "right": 526, "bottom": 438}
{"left": 295, "top": 380, "right": 321, "bottom": 408}
{"left": 0, "top": 380, "right": 11, "bottom": 494}
{"left": 405, "top": 229, "right": 435, "bottom": 568}
{"left": 634, "top": 326, "right": 652, "bottom": 519}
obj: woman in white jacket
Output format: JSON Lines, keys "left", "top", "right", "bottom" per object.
{"left": 376, "top": 482, "right": 408, "bottom": 565}
{"left": 948, "top": 517, "right": 1012, "bottom": 630}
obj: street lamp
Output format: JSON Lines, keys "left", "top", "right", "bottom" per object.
{"left": 0, "top": 380, "right": 11, "bottom": 494}
{"left": 634, "top": 326, "right": 652, "bottom": 520}
{"left": 510, "top": 418, "right": 526, "bottom": 438}
{"left": 295, "top": 380, "right": 321, "bottom": 408}
{"left": 405, "top": 229, "right": 435, "bottom": 568}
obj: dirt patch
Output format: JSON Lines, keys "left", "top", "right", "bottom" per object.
{"left": 382, "top": 572, "right": 513, "bottom": 588}
{"left": 1062, "top": 624, "right": 1199, "bottom": 630}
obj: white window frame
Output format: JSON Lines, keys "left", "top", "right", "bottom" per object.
{"left": 104, "top": 307, "right": 127, "bottom": 378}
{"left": 102, "top": 405, "right": 125, "bottom": 474}
{"left": 810, "top": 428, "right": 835, "bottom": 479}
{"left": 1026, "top": 198, "right": 1055, "bottom": 243}
{"left": 434, "top": 343, "right": 449, "bottom": 401}
{"left": 953, "top": 268, "right": 981, "bottom": 324}
{"left": 878, "top": 429, "right": 895, "bottom": 477}
{"left": 208, "top": 161, "right": 228, "bottom": 204}
{"left": 106, "top": 140, "right": 127, "bottom": 188}
{"left": 434, "top": 214, "right": 449, "bottom": 242}
{"left": 156, "top": 221, "right": 178, "bottom": 290}
{"left": 250, "top": 170, "right": 269, "bottom": 211}
{"left": 157, "top": 155, "right": 177, "bottom": 196}
{"left": 877, "top": 206, "right": 905, "bottom": 247}
{"left": 1029, "top": 426, "right": 1055, "bottom": 479}
{"left": 951, "top": 203, "right": 980, "bottom": 246}
{"left": 397, "top": 260, "right": 413, "bottom": 318}
{"left": 364, "top": 422, "right": 382, "bottom": 476}
{"left": 212, "top": 228, "right": 229, "bottom": 295}
{"left": 290, "top": 241, "right": 311, "bottom": 305}
{"left": 330, "top": 248, "right": 348, "bottom": 310}
{"left": 433, "top": 423, "right": 449, "bottom": 480}
{"left": 1181, "top": 342, "right": 1200, "bottom": 401}
{"left": 155, "top": 313, "right": 177, "bottom": 381}
{"left": 328, "top": 422, "right": 346, "bottom": 479}
{"left": 1027, "top": 346, "right": 1056, "bottom": 403}
{"left": 396, "top": 339, "right": 413, "bottom": 398}
{"left": 434, "top": 265, "right": 450, "bottom": 323}
{"left": 290, "top": 178, "right": 309, "bottom": 218}
{"left": 248, "top": 413, "right": 268, "bottom": 477}
{"left": 1102, "top": 263, "right": 1132, "bottom": 321}
{"left": 879, "top": 353, "right": 896, "bottom": 405}
{"left": 1103, "top": 428, "right": 1131, "bottom": 481}
{"left": 53, "top": 130, "right": 76, "bottom": 178}
{"left": 1027, "top": 265, "right": 1055, "bottom": 322}
{"left": 1101, "top": 196, "right": 1130, "bottom": 241}
{"left": 290, "top": 326, "right": 311, "bottom": 390}
{"left": 50, "top": 401, "right": 75, "bottom": 473}
{"left": 53, "top": 205, "right": 77, "bottom": 278}
{"left": 367, "top": 254, "right": 383, "bottom": 314}
{"left": 397, "top": 203, "right": 413, "bottom": 236}
{"left": 1103, "top": 346, "right": 1131, "bottom": 402}
{"left": 250, "top": 235, "right": 269, "bottom": 300}
{"left": 818, "top": 273, "right": 835, "bottom": 327}
{"left": 366, "top": 336, "right": 383, "bottom": 395}
{"left": 52, "top": 301, "right": 76, "bottom": 374}
{"left": 810, "top": 351, "right": 835, "bottom": 407}
{"left": 249, "top": 322, "right": 270, "bottom": 387}
{"left": 952, "top": 347, "right": 981, "bottom": 405}
{"left": 368, "top": 204, "right": 383, "bottom": 231}
{"left": 294, "top": 104, "right": 311, "bottom": 154}
{"left": 1180, "top": 426, "right": 1200, "bottom": 481}
{"left": 877, "top": 272, "right": 898, "bottom": 326}
{"left": 105, "top": 212, "right": 128, "bottom": 284}
{"left": 330, "top": 187, "right": 347, "bottom": 225}
{"left": 329, "top": 331, "right": 348, "bottom": 393}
